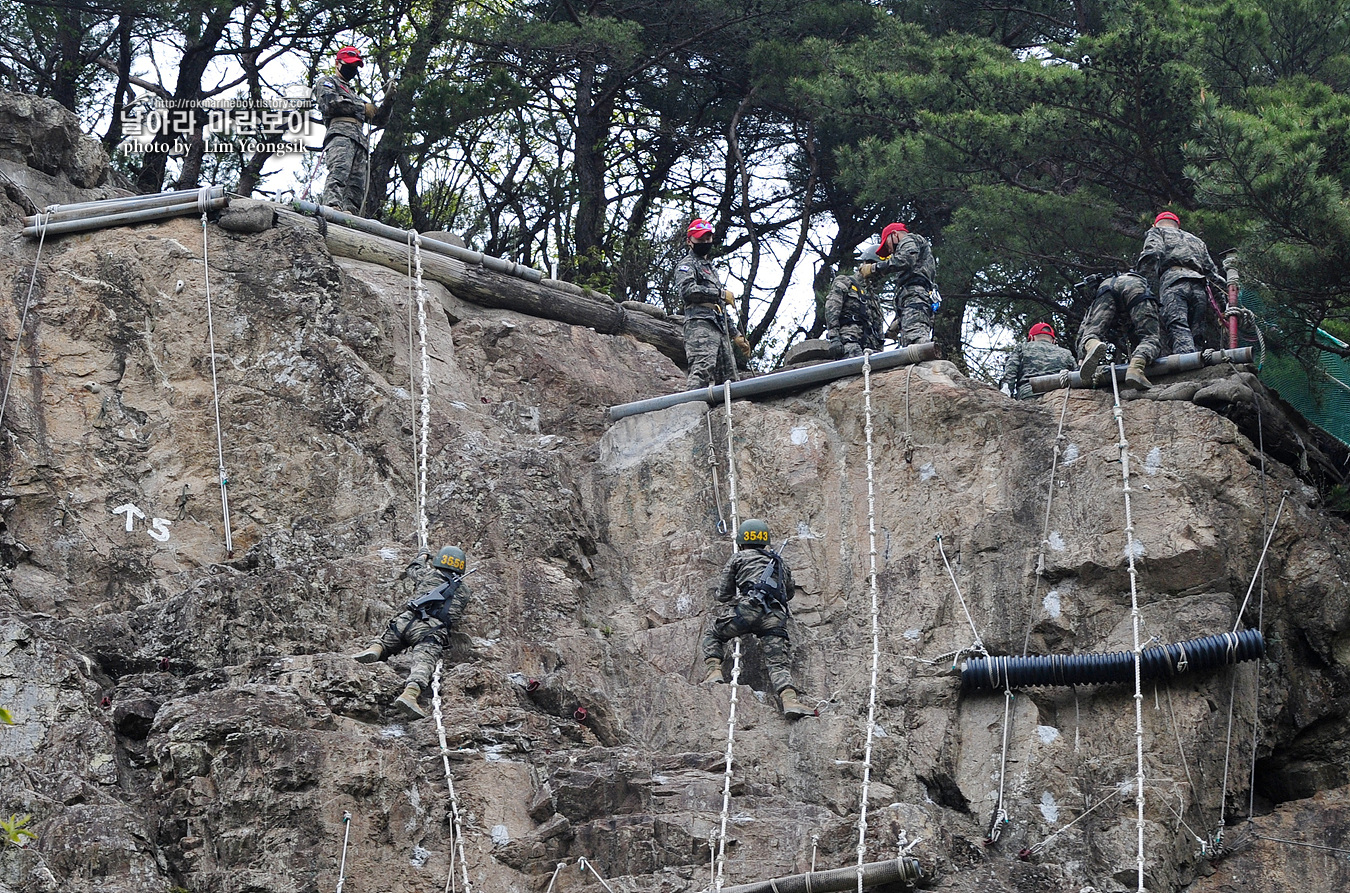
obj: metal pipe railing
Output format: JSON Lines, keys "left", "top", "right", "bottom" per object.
{"left": 718, "top": 858, "right": 922, "bottom": 893}
{"left": 22, "top": 197, "right": 228, "bottom": 238}
{"left": 1027, "top": 347, "right": 1254, "bottom": 394}
{"left": 21, "top": 186, "right": 226, "bottom": 225}
{"left": 609, "top": 343, "right": 939, "bottom": 421}
{"left": 287, "top": 198, "right": 543, "bottom": 283}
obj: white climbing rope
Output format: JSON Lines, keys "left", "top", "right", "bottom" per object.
{"left": 543, "top": 862, "right": 566, "bottom": 893}
{"left": 200, "top": 197, "right": 234, "bottom": 556}
{"left": 706, "top": 409, "right": 729, "bottom": 535}
{"left": 431, "top": 661, "right": 472, "bottom": 893}
{"left": 335, "top": 811, "right": 352, "bottom": 893}
{"left": 855, "top": 350, "right": 883, "bottom": 889}
{"left": 987, "top": 683, "right": 1013, "bottom": 843}
{"left": 0, "top": 208, "right": 50, "bottom": 431}
{"left": 1230, "top": 493, "right": 1287, "bottom": 636}
{"left": 713, "top": 380, "right": 743, "bottom": 893}
{"left": 578, "top": 856, "right": 618, "bottom": 893}
{"left": 407, "top": 232, "right": 422, "bottom": 546}
{"left": 1218, "top": 491, "right": 1288, "bottom": 841}
{"left": 1106, "top": 370, "right": 1145, "bottom": 892}
{"left": 414, "top": 233, "right": 432, "bottom": 552}
{"left": 935, "top": 535, "right": 986, "bottom": 656}
{"left": 1027, "top": 782, "right": 1127, "bottom": 858}
{"left": 1247, "top": 405, "right": 1271, "bottom": 822}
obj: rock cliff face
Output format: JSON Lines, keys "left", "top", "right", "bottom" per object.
{"left": 2, "top": 92, "right": 1350, "bottom": 893}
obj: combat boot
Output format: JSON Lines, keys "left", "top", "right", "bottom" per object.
{"left": 779, "top": 687, "right": 815, "bottom": 719}
{"left": 1079, "top": 338, "right": 1107, "bottom": 382}
{"left": 351, "top": 644, "right": 384, "bottom": 663}
{"left": 394, "top": 683, "right": 428, "bottom": 720}
{"left": 1124, "top": 356, "right": 1152, "bottom": 391}
{"left": 701, "top": 658, "right": 725, "bottom": 685}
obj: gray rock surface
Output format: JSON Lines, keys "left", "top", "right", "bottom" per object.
{"left": 2, "top": 90, "right": 1350, "bottom": 893}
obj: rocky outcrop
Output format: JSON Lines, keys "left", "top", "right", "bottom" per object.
{"left": 3, "top": 91, "right": 1350, "bottom": 893}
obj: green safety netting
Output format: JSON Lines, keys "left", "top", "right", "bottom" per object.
{"left": 1237, "top": 287, "right": 1350, "bottom": 447}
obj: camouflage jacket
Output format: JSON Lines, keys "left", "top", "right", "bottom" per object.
{"left": 1137, "top": 226, "right": 1225, "bottom": 292}
{"left": 884, "top": 233, "right": 937, "bottom": 293}
{"left": 674, "top": 250, "right": 733, "bottom": 327}
{"left": 406, "top": 562, "right": 472, "bottom": 627}
{"left": 1000, "top": 340, "right": 1076, "bottom": 397}
{"left": 717, "top": 548, "right": 795, "bottom": 608}
{"left": 313, "top": 73, "right": 370, "bottom": 142}
{"left": 825, "top": 271, "right": 885, "bottom": 344}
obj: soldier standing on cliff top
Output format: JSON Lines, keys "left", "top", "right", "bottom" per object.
{"left": 313, "top": 45, "right": 395, "bottom": 215}
{"left": 824, "top": 227, "right": 911, "bottom": 358}
{"left": 351, "top": 546, "right": 472, "bottom": 719}
{"left": 674, "top": 218, "right": 748, "bottom": 389}
{"left": 1136, "top": 211, "right": 1226, "bottom": 356}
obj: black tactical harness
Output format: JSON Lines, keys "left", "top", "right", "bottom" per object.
{"left": 406, "top": 574, "right": 463, "bottom": 626}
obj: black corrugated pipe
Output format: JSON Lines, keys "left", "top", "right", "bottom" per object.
{"left": 961, "top": 629, "right": 1264, "bottom": 692}
{"left": 718, "top": 857, "right": 923, "bottom": 893}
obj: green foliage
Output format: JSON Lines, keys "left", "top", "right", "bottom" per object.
{"left": 0, "top": 707, "right": 12, "bottom": 725}
{"left": 0, "top": 813, "right": 35, "bottom": 848}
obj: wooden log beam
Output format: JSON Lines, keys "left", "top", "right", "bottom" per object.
{"left": 278, "top": 209, "right": 686, "bottom": 367}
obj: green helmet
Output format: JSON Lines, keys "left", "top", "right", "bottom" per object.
{"left": 736, "top": 519, "right": 771, "bottom": 548}
{"left": 434, "top": 546, "right": 467, "bottom": 574}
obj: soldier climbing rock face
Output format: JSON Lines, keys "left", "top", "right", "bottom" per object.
{"left": 351, "top": 545, "right": 472, "bottom": 720}
{"left": 699, "top": 520, "right": 815, "bottom": 719}
{"left": 1076, "top": 271, "right": 1162, "bottom": 391}
{"left": 1136, "top": 211, "right": 1227, "bottom": 356}
{"left": 313, "top": 45, "right": 395, "bottom": 216}
{"left": 675, "top": 218, "right": 741, "bottom": 390}
{"left": 1000, "top": 323, "right": 1077, "bottom": 399}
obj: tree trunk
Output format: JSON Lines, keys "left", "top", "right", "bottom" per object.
{"left": 136, "top": 6, "right": 231, "bottom": 192}
{"left": 570, "top": 56, "right": 613, "bottom": 286}
{"left": 102, "top": 15, "right": 134, "bottom": 153}
{"left": 363, "top": 0, "right": 457, "bottom": 219}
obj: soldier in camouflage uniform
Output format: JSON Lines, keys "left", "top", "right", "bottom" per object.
{"left": 1136, "top": 211, "right": 1226, "bottom": 355}
{"left": 1000, "top": 323, "right": 1077, "bottom": 399}
{"left": 872, "top": 222, "right": 938, "bottom": 347}
{"left": 824, "top": 258, "right": 886, "bottom": 358}
{"left": 313, "top": 46, "right": 393, "bottom": 215}
{"left": 351, "top": 545, "right": 472, "bottom": 719}
{"left": 699, "top": 520, "right": 814, "bottom": 719}
{"left": 675, "top": 218, "right": 742, "bottom": 389}
{"left": 1076, "top": 271, "right": 1162, "bottom": 390}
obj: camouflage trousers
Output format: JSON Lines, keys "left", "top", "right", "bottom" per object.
{"left": 375, "top": 609, "right": 449, "bottom": 689}
{"left": 1077, "top": 293, "right": 1162, "bottom": 365}
{"left": 700, "top": 599, "right": 794, "bottom": 693}
{"left": 897, "top": 288, "right": 934, "bottom": 347}
{"left": 1160, "top": 279, "right": 1216, "bottom": 355}
{"left": 829, "top": 325, "right": 880, "bottom": 358}
{"left": 685, "top": 316, "right": 737, "bottom": 389}
{"left": 321, "top": 134, "right": 369, "bottom": 215}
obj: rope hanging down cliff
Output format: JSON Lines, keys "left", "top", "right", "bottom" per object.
{"left": 199, "top": 191, "right": 235, "bottom": 557}
{"left": 413, "top": 233, "right": 432, "bottom": 552}
{"left": 0, "top": 209, "right": 49, "bottom": 431}
{"left": 988, "top": 385, "right": 1073, "bottom": 844}
{"left": 854, "top": 350, "right": 884, "bottom": 890}
{"left": 713, "top": 381, "right": 744, "bottom": 893}
{"left": 1106, "top": 365, "right": 1147, "bottom": 893}
{"left": 430, "top": 661, "right": 473, "bottom": 893}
